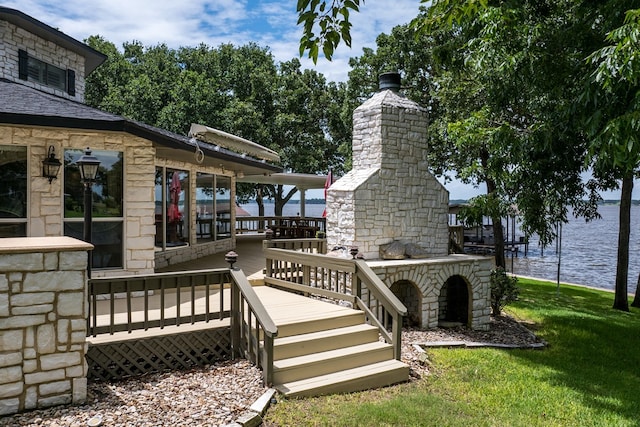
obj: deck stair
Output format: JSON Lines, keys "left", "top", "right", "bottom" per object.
{"left": 254, "top": 286, "right": 409, "bottom": 397}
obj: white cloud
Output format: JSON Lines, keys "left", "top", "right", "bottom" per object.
{"left": 3, "top": 0, "right": 419, "bottom": 81}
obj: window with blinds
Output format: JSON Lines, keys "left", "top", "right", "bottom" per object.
{"left": 18, "top": 49, "right": 75, "bottom": 95}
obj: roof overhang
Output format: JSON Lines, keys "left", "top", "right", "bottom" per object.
{"left": 127, "top": 121, "right": 282, "bottom": 176}
{"left": 0, "top": 7, "right": 107, "bottom": 75}
{"left": 237, "top": 172, "right": 328, "bottom": 190}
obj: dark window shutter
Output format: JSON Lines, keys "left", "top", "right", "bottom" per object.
{"left": 67, "top": 69, "right": 76, "bottom": 96}
{"left": 18, "top": 49, "right": 28, "bottom": 80}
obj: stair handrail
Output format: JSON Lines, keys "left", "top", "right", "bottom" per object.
{"left": 263, "top": 247, "right": 407, "bottom": 360}
{"left": 229, "top": 268, "right": 278, "bottom": 385}
{"left": 353, "top": 260, "right": 408, "bottom": 360}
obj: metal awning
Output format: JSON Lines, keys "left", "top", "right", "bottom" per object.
{"left": 189, "top": 123, "right": 281, "bottom": 163}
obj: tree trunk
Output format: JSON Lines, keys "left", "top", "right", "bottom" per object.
{"left": 274, "top": 185, "right": 298, "bottom": 217}
{"left": 632, "top": 272, "right": 640, "bottom": 308}
{"left": 256, "top": 188, "right": 265, "bottom": 217}
{"left": 613, "top": 173, "right": 632, "bottom": 312}
{"left": 256, "top": 186, "right": 265, "bottom": 230}
{"left": 274, "top": 185, "right": 284, "bottom": 217}
{"left": 492, "top": 216, "right": 506, "bottom": 268}
{"left": 484, "top": 174, "right": 505, "bottom": 268}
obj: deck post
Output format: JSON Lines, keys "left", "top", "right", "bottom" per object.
{"left": 392, "top": 312, "right": 402, "bottom": 360}
{"left": 262, "top": 334, "right": 274, "bottom": 385}
{"left": 230, "top": 276, "right": 241, "bottom": 358}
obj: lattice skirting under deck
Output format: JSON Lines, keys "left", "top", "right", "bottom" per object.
{"left": 86, "top": 326, "right": 232, "bottom": 381}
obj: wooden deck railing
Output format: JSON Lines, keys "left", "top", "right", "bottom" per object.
{"left": 263, "top": 247, "right": 408, "bottom": 360}
{"left": 236, "top": 216, "right": 326, "bottom": 237}
{"left": 229, "top": 269, "right": 278, "bottom": 385}
{"left": 88, "top": 268, "right": 278, "bottom": 384}
{"left": 263, "top": 237, "right": 327, "bottom": 254}
{"left": 87, "top": 270, "right": 230, "bottom": 336}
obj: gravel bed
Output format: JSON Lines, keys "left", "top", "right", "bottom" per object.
{"left": 1, "top": 315, "right": 540, "bottom": 426}
{"left": 401, "top": 314, "right": 544, "bottom": 378}
{"left": 0, "top": 360, "right": 266, "bottom": 427}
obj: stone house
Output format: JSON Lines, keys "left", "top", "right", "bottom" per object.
{"left": 0, "top": 7, "right": 281, "bottom": 277}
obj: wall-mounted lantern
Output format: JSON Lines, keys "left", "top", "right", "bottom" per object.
{"left": 42, "top": 145, "right": 62, "bottom": 183}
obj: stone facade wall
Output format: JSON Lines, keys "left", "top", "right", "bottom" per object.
{"left": 369, "top": 255, "right": 493, "bottom": 330}
{"left": 0, "top": 20, "right": 86, "bottom": 102}
{"left": 326, "top": 90, "right": 449, "bottom": 260}
{"left": 0, "top": 125, "right": 157, "bottom": 276}
{"left": 0, "top": 237, "right": 92, "bottom": 416}
{"left": 154, "top": 235, "right": 234, "bottom": 269}
{"left": 0, "top": 124, "right": 237, "bottom": 276}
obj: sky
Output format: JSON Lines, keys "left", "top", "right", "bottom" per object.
{"left": 4, "top": 1, "right": 631, "bottom": 200}
{"left": 6, "top": 0, "right": 423, "bottom": 83}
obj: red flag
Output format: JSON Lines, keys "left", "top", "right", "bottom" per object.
{"left": 322, "top": 170, "right": 333, "bottom": 217}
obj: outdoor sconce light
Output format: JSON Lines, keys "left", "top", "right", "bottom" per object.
{"left": 42, "top": 145, "right": 62, "bottom": 183}
{"left": 225, "top": 250, "right": 238, "bottom": 269}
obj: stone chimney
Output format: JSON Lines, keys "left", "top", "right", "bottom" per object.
{"left": 326, "top": 73, "right": 450, "bottom": 259}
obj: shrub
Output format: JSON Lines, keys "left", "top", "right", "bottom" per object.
{"left": 490, "top": 267, "right": 519, "bottom": 316}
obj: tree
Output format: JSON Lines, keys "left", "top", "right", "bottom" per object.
{"left": 84, "top": 39, "right": 351, "bottom": 214}
{"left": 344, "top": 3, "right": 608, "bottom": 268}
{"left": 319, "top": 1, "right": 640, "bottom": 297}
{"left": 586, "top": 9, "right": 640, "bottom": 310}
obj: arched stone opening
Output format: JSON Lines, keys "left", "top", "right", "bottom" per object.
{"left": 438, "top": 275, "right": 470, "bottom": 327}
{"left": 390, "top": 280, "right": 422, "bottom": 327}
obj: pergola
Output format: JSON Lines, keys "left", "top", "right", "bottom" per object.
{"left": 236, "top": 172, "right": 328, "bottom": 217}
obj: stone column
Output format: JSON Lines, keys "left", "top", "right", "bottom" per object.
{"left": 0, "top": 237, "right": 92, "bottom": 415}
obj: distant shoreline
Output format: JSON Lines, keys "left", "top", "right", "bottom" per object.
{"left": 254, "top": 199, "right": 632, "bottom": 206}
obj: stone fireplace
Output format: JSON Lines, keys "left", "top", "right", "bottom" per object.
{"left": 326, "top": 73, "right": 449, "bottom": 260}
{"left": 326, "top": 73, "right": 492, "bottom": 330}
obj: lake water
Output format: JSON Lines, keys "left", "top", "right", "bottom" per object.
{"left": 241, "top": 202, "right": 639, "bottom": 294}
{"left": 511, "top": 204, "right": 639, "bottom": 294}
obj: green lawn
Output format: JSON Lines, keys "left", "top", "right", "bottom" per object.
{"left": 264, "top": 279, "right": 640, "bottom": 426}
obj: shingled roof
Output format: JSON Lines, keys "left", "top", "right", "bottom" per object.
{"left": 0, "top": 78, "right": 281, "bottom": 175}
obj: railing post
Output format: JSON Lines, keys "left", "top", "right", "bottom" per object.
{"left": 392, "top": 312, "right": 402, "bottom": 360}
{"left": 230, "top": 274, "right": 241, "bottom": 358}
{"left": 263, "top": 334, "right": 274, "bottom": 385}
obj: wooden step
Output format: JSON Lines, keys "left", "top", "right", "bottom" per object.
{"left": 275, "top": 359, "right": 410, "bottom": 398}
{"left": 273, "top": 341, "right": 393, "bottom": 384}
{"left": 275, "top": 310, "right": 365, "bottom": 338}
{"left": 272, "top": 323, "right": 380, "bottom": 360}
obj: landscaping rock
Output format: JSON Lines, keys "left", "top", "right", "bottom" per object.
{"left": 379, "top": 241, "right": 406, "bottom": 259}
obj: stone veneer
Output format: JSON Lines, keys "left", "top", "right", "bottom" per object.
{"left": 0, "top": 237, "right": 92, "bottom": 416}
{"left": 326, "top": 89, "right": 449, "bottom": 260}
{"left": 368, "top": 255, "right": 493, "bottom": 330}
{"left": 326, "top": 83, "right": 492, "bottom": 330}
{"left": 0, "top": 20, "right": 86, "bottom": 102}
{"left": 0, "top": 124, "right": 237, "bottom": 277}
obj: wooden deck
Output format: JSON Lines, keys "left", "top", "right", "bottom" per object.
{"left": 156, "top": 234, "right": 268, "bottom": 279}
{"left": 88, "top": 236, "right": 409, "bottom": 394}
{"left": 88, "top": 284, "right": 357, "bottom": 342}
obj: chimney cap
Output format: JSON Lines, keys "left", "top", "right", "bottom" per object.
{"left": 379, "top": 72, "right": 401, "bottom": 91}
